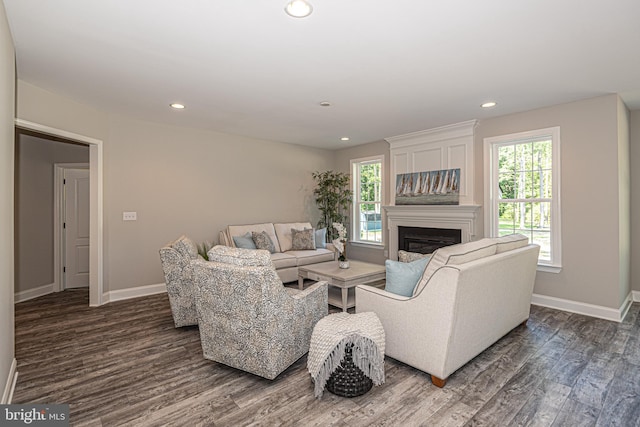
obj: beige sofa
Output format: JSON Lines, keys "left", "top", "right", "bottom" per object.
{"left": 356, "top": 234, "right": 540, "bottom": 387}
{"left": 219, "top": 222, "right": 336, "bottom": 283}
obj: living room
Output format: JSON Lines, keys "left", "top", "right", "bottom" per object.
{"left": 2, "top": 1, "right": 640, "bottom": 425}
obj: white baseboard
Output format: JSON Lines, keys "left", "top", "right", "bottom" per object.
{"left": 14, "top": 283, "right": 55, "bottom": 303}
{"left": 2, "top": 358, "right": 18, "bottom": 404}
{"left": 633, "top": 290, "right": 640, "bottom": 302}
{"left": 103, "top": 283, "right": 167, "bottom": 303}
{"left": 531, "top": 292, "right": 633, "bottom": 322}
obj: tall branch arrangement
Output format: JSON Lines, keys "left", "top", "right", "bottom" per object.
{"left": 312, "top": 171, "right": 352, "bottom": 242}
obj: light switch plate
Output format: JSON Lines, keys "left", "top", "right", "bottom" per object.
{"left": 123, "top": 211, "right": 137, "bottom": 221}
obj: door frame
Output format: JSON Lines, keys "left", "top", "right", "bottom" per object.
{"left": 15, "top": 119, "right": 105, "bottom": 306}
{"left": 54, "top": 163, "right": 89, "bottom": 292}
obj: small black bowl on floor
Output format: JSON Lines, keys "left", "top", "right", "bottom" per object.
{"left": 325, "top": 343, "right": 373, "bottom": 397}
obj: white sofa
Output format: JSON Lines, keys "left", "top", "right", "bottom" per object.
{"left": 356, "top": 234, "right": 540, "bottom": 387}
{"left": 219, "top": 222, "right": 336, "bottom": 283}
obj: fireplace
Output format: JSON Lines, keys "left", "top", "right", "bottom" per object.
{"left": 398, "top": 226, "right": 461, "bottom": 254}
{"left": 384, "top": 204, "right": 480, "bottom": 261}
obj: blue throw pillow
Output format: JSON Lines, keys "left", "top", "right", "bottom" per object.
{"left": 314, "top": 228, "right": 327, "bottom": 249}
{"left": 384, "top": 256, "right": 430, "bottom": 297}
{"left": 233, "top": 232, "right": 257, "bottom": 249}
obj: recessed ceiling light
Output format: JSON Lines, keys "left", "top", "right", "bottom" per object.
{"left": 285, "top": 0, "right": 313, "bottom": 18}
{"left": 341, "top": 137, "right": 350, "bottom": 141}
{"left": 481, "top": 101, "right": 497, "bottom": 108}
{"left": 170, "top": 103, "right": 185, "bottom": 109}
{"left": 319, "top": 101, "right": 331, "bottom": 107}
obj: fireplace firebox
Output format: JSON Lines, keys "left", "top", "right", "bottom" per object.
{"left": 398, "top": 226, "right": 461, "bottom": 254}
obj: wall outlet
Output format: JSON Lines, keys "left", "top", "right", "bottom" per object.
{"left": 123, "top": 211, "right": 137, "bottom": 221}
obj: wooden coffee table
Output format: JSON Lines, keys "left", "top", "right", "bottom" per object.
{"left": 298, "top": 260, "right": 386, "bottom": 311}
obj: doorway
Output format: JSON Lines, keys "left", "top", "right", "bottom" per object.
{"left": 15, "top": 119, "right": 104, "bottom": 306}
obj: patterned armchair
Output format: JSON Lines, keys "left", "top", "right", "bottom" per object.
{"left": 192, "top": 245, "right": 328, "bottom": 380}
{"left": 159, "top": 235, "right": 200, "bottom": 327}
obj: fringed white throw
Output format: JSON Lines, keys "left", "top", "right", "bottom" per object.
{"left": 307, "top": 312, "right": 385, "bottom": 398}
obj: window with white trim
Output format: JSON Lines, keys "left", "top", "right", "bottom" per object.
{"left": 484, "top": 127, "right": 561, "bottom": 270}
{"left": 351, "top": 156, "right": 384, "bottom": 245}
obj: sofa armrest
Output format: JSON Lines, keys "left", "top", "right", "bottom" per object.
{"left": 355, "top": 284, "right": 411, "bottom": 302}
{"left": 356, "top": 267, "right": 461, "bottom": 379}
{"left": 219, "top": 230, "right": 232, "bottom": 247}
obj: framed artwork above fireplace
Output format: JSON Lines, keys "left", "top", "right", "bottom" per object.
{"left": 395, "top": 168, "right": 460, "bottom": 206}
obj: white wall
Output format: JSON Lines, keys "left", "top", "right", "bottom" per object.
{"left": 16, "top": 81, "right": 335, "bottom": 294}
{"left": 476, "top": 94, "right": 628, "bottom": 310}
{"left": 0, "top": 1, "right": 16, "bottom": 403}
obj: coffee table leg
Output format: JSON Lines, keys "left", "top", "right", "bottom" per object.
{"left": 341, "top": 288, "right": 348, "bottom": 312}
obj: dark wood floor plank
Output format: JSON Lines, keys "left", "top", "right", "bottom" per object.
{"left": 12, "top": 289, "right": 640, "bottom": 426}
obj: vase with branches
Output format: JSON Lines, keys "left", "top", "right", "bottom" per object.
{"left": 312, "top": 170, "right": 352, "bottom": 242}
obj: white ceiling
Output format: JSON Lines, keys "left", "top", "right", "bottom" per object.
{"left": 4, "top": 0, "right": 640, "bottom": 150}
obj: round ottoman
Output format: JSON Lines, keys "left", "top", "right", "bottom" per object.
{"left": 325, "top": 343, "right": 373, "bottom": 397}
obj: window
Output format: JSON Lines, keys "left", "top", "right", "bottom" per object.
{"left": 351, "top": 156, "right": 384, "bottom": 245}
{"left": 484, "top": 127, "right": 561, "bottom": 271}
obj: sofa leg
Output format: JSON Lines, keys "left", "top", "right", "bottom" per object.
{"left": 522, "top": 319, "right": 528, "bottom": 327}
{"left": 431, "top": 375, "right": 446, "bottom": 388}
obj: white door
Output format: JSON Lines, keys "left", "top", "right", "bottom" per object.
{"left": 64, "top": 168, "right": 90, "bottom": 288}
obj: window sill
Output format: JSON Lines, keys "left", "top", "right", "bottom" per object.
{"left": 350, "top": 241, "right": 385, "bottom": 250}
{"left": 537, "top": 264, "right": 561, "bottom": 274}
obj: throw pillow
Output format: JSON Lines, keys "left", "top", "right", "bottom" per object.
{"left": 252, "top": 231, "right": 276, "bottom": 253}
{"left": 233, "top": 232, "right": 257, "bottom": 249}
{"left": 314, "top": 228, "right": 327, "bottom": 249}
{"left": 291, "top": 228, "right": 316, "bottom": 250}
{"left": 398, "top": 250, "right": 431, "bottom": 263}
{"left": 385, "top": 256, "right": 430, "bottom": 297}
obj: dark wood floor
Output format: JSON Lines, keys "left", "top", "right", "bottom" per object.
{"left": 13, "top": 288, "right": 640, "bottom": 427}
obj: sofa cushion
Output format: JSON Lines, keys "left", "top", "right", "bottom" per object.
{"left": 494, "top": 233, "right": 529, "bottom": 253}
{"left": 208, "top": 245, "right": 272, "bottom": 267}
{"left": 287, "top": 249, "right": 335, "bottom": 266}
{"left": 252, "top": 231, "right": 276, "bottom": 253}
{"left": 413, "top": 238, "right": 497, "bottom": 296}
{"left": 232, "top": 232, "right": 257, "bottom": 249}
{"left": 274, "top": 222, "right": 313, "bottom": 252}
{"left": 228, "top": 223, "right": 281, "bottom": 252}
{"left": 385, "top": 257, "right": 430, "bottom": 297}
{"left": 291, "top": 228, "right": 316, "bottom": 250}
{"left": 270, "top": 252, "right": 298, "bottom": 269}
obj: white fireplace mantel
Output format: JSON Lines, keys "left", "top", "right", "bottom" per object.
{"left": 384, "top": 204, "right": 481, "bottom": 260}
